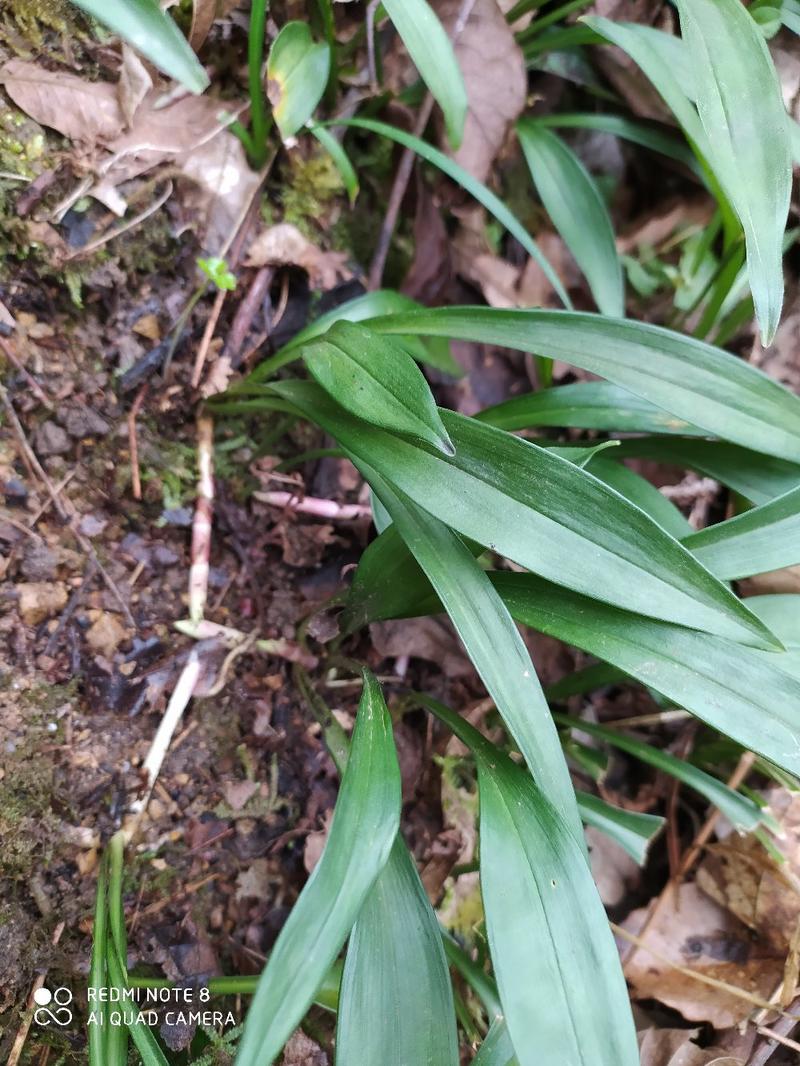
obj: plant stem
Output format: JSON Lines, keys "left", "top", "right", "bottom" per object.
{"left": 248, "top": 0, "right": 271, "bottom": 166}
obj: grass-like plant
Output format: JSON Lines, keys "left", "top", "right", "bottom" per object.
{"left": 73, "top": 0, "right": 800, "bottom": 1063}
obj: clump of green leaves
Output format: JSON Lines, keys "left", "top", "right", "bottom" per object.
{"left": 73, "top": 0, "right": 800, "bottom": 1062}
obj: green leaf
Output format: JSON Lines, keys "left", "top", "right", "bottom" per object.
{"left": 583, "top": 19, "right": 705, "bottom": 148}
{"left": 518, "top": 120, "right": 624, "bottom": 316}
{"left": 576, "top": 792, "right": 664, "bottom": 865}
{"left": 589, "top": 458, "right": 693, "bottom": 541}
{"left": 197, "top": 256, "right": 237, "bottom": 291}
{"left": 675, "top": 0, "right": 792, "bottom": 343}
{"left": 683, "top": 485, "right": 800, "bottom": 579}
{"left": 495, "top": 573, "right": 800, "bottom": 780}
{"left": 272, "top": 378, "right": 777, "bottom": 649}
{"left": 308, "top": 124, "right": 359, "bottom": 203}
{"left": 236, "top": 673, "right": 401, "bottom": 1066}
{"left": 364, "top": 473, "right": 583, "bottom": 841}
{"left": 427, "top": 701, "right": 639, "bottom": 1066}
{"left": 88, "top": 859, "right": 108, "bottom": 1066}
{"left": 344, "top": 542, "right": 800, "bottom": 779}
{"left": 267, "top": 22, "right": 330, "bottom": 139}
{"left": 611, "top": 437, "right": 800, "bottom": 505}
{"left": 533, "top": 111, "right": 701, "bottom": 175}
{"left": 473, "top": 1019, "right": 518, "bottom": 1066}
{"left": 245, "top": 290, "right": 462, "bottom": 381}
{"left": 336, "top": 840, "right": 459, "bottom": 1066}
{"left": 364, "top": 307, "right": 800, "bottom": 462}
{"left": 106, "top": 948, "right": 170, "bottom": 1066}
{"left": 747, "top": 595, "right": 800, "bottom": 680}
{"left": 327, "top": 118, "right": 572, "bottom": 307}
{"left": 477, "top": 380, "right": 704, "bottom": 436}
{"left": 70, "top": 0, "right": 209, "bottom": 93}
{"left": 557, "top": 715, "right": 766, "bottom": 832}
{"left": 303, "top": 322, "right": 455, "bottom": 455}
{"left": 382, "top": 0, "right": 467, "bottom": 149}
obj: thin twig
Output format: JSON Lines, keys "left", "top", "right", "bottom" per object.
{"left": 189, "top": 415, "right": 214, "bottom": 624}
{"left": 368, "top": 94, "right": 435, "bottom": 291}
{"left": 190, "top": 153, "right": 275, "bottom": 389}
{"left": 128, "top": 383, "right": 148, "bottom": 501}
{"left": 0, "top": 337, "right": 53, "bottom": 409}
{"left": 613, "top": 922, "right": 791, "bottom": 1016}
{"left": 367, "top": 0, "right": 477, "bottom": 290}
{"left": 254, "top": 489, "right": 372, "bottom": 520}
{"left": 7, "top": 921, "right": 66, "bottom": 1066}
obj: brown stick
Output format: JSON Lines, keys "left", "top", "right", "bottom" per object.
{"left": 128, "top": 383, "right": 148, "bottom": 500}
{"left": 7, "top": 921, "right": 66, "bottom": 1066}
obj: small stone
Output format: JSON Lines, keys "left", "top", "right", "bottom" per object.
{"left": 20, "top": 542, "right": 58, "bottom": 581}
{"left": 18, "top": 581, "right": 67, "bottom": 625}
{"left": 85, "top": 611, "right": 128, "bottom": 657}
{"left": 78, "top": 513, "right": 107, "bottom": 537}
{"left": 34, "top": 421, "right": 70, "bottom": 456}
{"left": 62, "top": 406, "right": 110, "bottom": 439}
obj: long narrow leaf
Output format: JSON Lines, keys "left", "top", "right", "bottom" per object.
{"left": 611, "top": 437, "right": 800, "bottom": 505}
{"left": 676, "top": 0, "right": 792, "bottom": 343}
{"left": 327, "top": 118, "right": 571, "bottom": 307}
{"left": 534, "top": 111, "right": 701, "bottom": 175}
{"left": 576, "top": 792, "right": 664, "bottom": 865}
{"left": 365, "top": 470, "right": 583, "bottom": 841}
{"left": 364, "top": 307, "right": 800, "bottom": 461}
{"left": 344, "top": 539, "right": 800, "bottom": 778}
{"left": 518, "top": 120, "right": 624, "bottom": 316}
{"left": 477, "top": 380, "right": 704, "bottom": 436}
{"left": 382, "top": 0, "right": 467, "bottom": 148}
{"left": 70, "top": 0, "right": 209, "bottom": 93}
{"left": 246, "top": 290, "right": 461, "bottom": 381}
{"left": 427, "top": 701, "right": 639, "bottom": 1066}
{"left": 336, "top": 840, "right": 459, "bottom": 1066}
{"left": 271, "top": 378, "right": 777, "bottom": 649}
{"left": 236, "top": 673, "right": 401, "bottom": 1066}
{"left": 683, "top": 485, "right": 800, "bottom": 580}
{"left": 557, "top": 715, "right": 766, "bottom": 832}
{"left": 473, "top": 1018, "right": 518, "bottom": 1066}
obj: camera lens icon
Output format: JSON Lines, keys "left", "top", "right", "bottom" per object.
{"left": 33, "top": 987, "right": 73, "bottom": 1026}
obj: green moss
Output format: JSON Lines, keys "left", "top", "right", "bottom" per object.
{"left": 279, "top": 148, "right": 345, "bottom": 238}
{"left": 3, "top": 0, "right": 72, "bottom": 38}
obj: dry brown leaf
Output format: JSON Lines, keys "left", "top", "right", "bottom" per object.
{"left": 369, "top": 617, "right": 472, "bottom": 678}
{"left": 436, "top": 0, "right": 527, "bottom": 182}
{"left": 697, "top": 789, "right": 800, "bottom": 953}
{"left": 0, "top": 59, "right": 125, "bottom": 144}
{"left": 189, "top": 0, "right": 218, "bottom": 51}
{"left": 281, "top": 1030, "right": 328, "bottom": 1066}
{"left": 622, "top": 883, "right": 783, "bottom": 1028}
{"left": 118, "top": 46, "right": 153, "bottom": 128}
{"left": 177, "top": 130, "right": 261, "bottom": 254}
{"left": 638, "top": 1026, "right": 746, "bottom": 1066}
{"left": 245, "top": 223, "right": 351, "bottom": 290}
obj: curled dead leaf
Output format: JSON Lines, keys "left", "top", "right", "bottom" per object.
{"left": 245, "top": 223, "right": 351, "bottom": 290}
